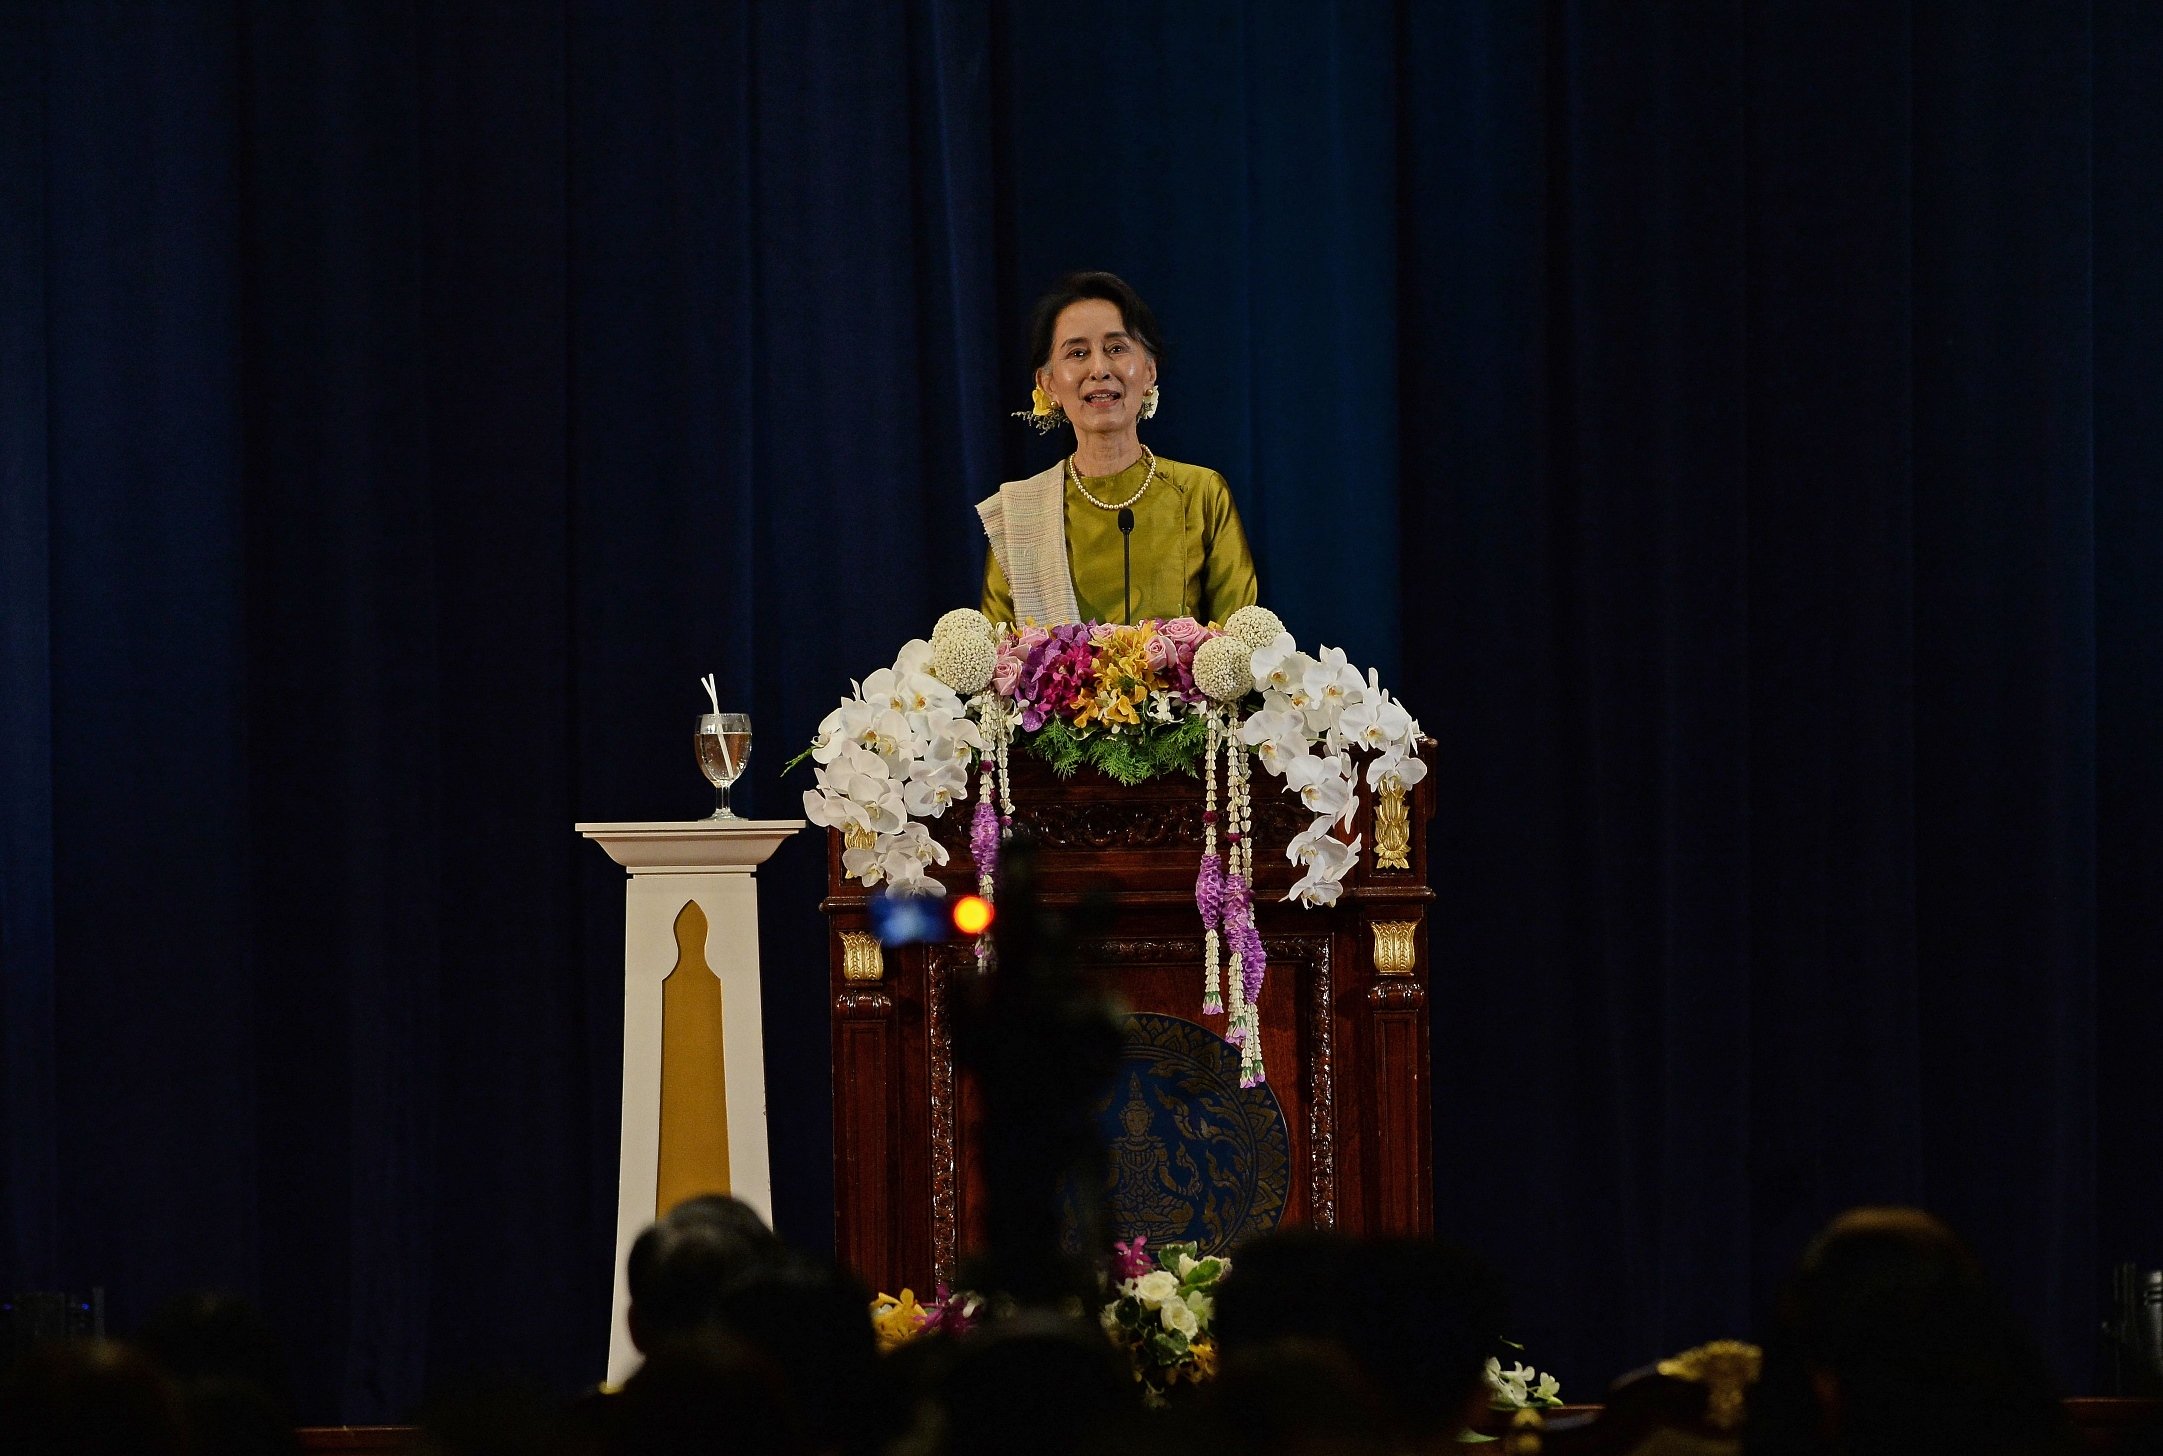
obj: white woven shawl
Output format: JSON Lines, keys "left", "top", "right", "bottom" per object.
{"left": 976, "top": 464, "right": 1079, "bottom": 625}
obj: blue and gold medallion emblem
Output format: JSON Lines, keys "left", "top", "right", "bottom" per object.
{"left": 1094, "top": 1013, "right": 1289, "bottom": 1256}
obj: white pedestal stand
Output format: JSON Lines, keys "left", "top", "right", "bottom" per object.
{"left": 576, "top": 818, "right": 803, "bottom": 1386}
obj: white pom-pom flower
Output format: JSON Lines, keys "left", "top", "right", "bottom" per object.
{"left": 932, "top": 631, "right": 996, "bottom": 695}
{"left": 1223, "top": 604, "right": 1286, "bottom": 650}
{"left": 931, "top": 607, "right": 993, "bottom": 649}
{"left": 1193, "top": 635, "right": 1255, "bottom": 701}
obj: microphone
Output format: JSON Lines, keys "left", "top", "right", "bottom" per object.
{"left": 1118, "top": 507, "right": 1135, "bottom": 623}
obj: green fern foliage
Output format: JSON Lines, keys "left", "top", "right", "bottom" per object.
{"left": 1019, "top": 711, "right": 1213, "bottom": 786}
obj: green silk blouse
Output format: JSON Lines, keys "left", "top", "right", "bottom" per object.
{"left": 979, "top": 455, "right": 1260, "bottom": 625}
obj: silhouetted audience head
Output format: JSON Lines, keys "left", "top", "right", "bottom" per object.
{"left": 608, "top": 1330, "right": 804, "bottom": 1456}
{"left": 136, "top": 1290, "right": 300, "bottom": 1456}
{"left": 1214, "top": 1230, "right": 1505, "bottom": 1446}
{"left": 410, "top": 1370, "right": 560, "bottom": 1456}
{"left": 625, "top": 1194, "right": 786, "bottom": 1352}
{"left": 717, "top": 1254, "right": 882, "bottom": 1456}
{"left": 1199, "top": 1338, "right": 1393, "bottom": 1456}
{"left": 0, "top": 1338, "right": 188, "bottom": 1456}
{"left": 1748, "top": 1207, "right": 2074, "bottom": 1456}
{"left": 930, "top": 1313, "right": 1143, "bottom": 1456}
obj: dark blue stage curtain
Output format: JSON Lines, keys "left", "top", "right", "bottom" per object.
{"left": 2, "top": 0, "right": 2157, "bottom": 1420}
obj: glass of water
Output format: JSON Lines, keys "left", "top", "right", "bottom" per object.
{"left": 696, "top": 712, "right": 752, "bottom": 820}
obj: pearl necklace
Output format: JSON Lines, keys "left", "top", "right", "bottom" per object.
{"left": 1067, "top": 445, "right": 1158, "bottom": 511}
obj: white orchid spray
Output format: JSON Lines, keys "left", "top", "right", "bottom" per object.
{"left": 1236, "top": 631, "right": 1422, "bottom": 908}
{"left": 1486, "top": 1355, "right": 1564, "bottom": 1410}
{"left": 802, "top": 636, "right": 985, "bottom": 897}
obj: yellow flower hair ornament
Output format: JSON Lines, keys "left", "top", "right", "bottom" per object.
{"left": 1012, "top": 383, "right": 1068, "bottom": 433}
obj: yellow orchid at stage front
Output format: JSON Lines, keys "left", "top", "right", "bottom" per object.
{"left": 869, "top": 1289, "right": 929, "bottom": 1351}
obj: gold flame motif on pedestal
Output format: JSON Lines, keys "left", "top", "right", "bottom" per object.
{"left": 1370, "top": 921, "right": 1418, "bottom": 977}
{"left": 1373, "top": 774, "right": 1411, "bottom": 870}
{"left": 840, "top": 930, "right": 885, "bottom": 983}
{"left": 657, "top": 900, "right": 732, "bottom": 1213}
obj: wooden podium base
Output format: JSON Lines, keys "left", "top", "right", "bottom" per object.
{"left": 821, "top": 745, "right": 1436, "bottom": 1297}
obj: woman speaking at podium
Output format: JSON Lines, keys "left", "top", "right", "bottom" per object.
{"left": 978, "top": 272, "right": 1260, "bottom": 626}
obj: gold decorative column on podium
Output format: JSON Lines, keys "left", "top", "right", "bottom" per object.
{"left": 576, "top": 817, "right": 803, "bottom": 1384}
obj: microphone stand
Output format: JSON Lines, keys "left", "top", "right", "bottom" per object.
{"left": 1118, "top": 507, "right": 1135, "bottom": 623}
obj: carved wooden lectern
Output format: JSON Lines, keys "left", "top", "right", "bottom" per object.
{"left": 821, "top": 743, "right": 1436, "bottom": 1296}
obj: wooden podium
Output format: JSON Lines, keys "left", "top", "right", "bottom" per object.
{"left": 820, "top": 744, "right": 1436, "bottom": 1296}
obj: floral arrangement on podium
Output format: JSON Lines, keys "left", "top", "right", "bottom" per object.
{"left": 800, "top": 605, "right": 1424, "bottom": 1086}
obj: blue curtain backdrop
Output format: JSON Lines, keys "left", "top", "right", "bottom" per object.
{"left": 2, "top": 0, "right": 2158, "bottom": 1421}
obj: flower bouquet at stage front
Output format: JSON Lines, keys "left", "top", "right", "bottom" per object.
{"left": 867, "top": 1237, "right": 1559, "bottom": 1416}
{"left": 866, "top": 1235, "right": 1226, "bottom": 1404}
{"left": 1098, "top": 1236, "right": 1226, "bottom": 1401}
{"left": 795, "top": 605, "right": 1425, "bottom": 1086}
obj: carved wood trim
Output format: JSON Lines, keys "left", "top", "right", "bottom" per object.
{"left": 1299, "top": 935, "right": 1338, "bottom": 1227}
{"left": 834, "top": 990, "right": 896, "bottom": 1017}
{"left": 932, "top": 792, "right": 1310, "bottom": 855}
{"left": 926, "top": 945, "right": 967, "bottom": 1286}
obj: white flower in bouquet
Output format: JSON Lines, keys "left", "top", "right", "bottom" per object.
{"left": 864, "top": 641, "right": 961, "bottom": 720}
{"left": 1288, "top": 833, "right": 1361, "bottom": 905}
{"left": 931, "top": 607, "right": 993, "bottom": 649}
{"left": 1367, "top": 741, "right": 1429, "bottom": 791}
{"left": 1486, "top": 1358, "right": 1563, "bottom": 1410}
{"left": 1160, "top": 1299, "right": 1200, "bottom": 1338}
{"left": 1302, "top": 645, "right": 1366, "bottom": 722}
{"left": 915, "top": 712, "right": 985, "bottom": 770}
{"left": 805, "top": 743, "right": 909, "bottom": 836}
{"left": 1193, "top": 635, "right": 1255, "bottom": 701}
{"left": 1339, "top": 693, "right": 1413, "bottom": 754}
{"left": 1239, "top": 708, "right": 1308, "bottom": 775}
{"left": 1280, "top": 751, "right": 1357, "bottom": 828}
{"left": 1182, "top": 1289, "right": 1214, "bottom": 1324}
{"left": 932, "top": 631, "right": 996, "bottom": 696}
{"left": 903, "top": 758, "right": 970, "bottom": 817}
{"left": 858, "top": 708, "right": 921, "bottom": 774}
{"left": 811, "top": 697, "right": 875, "bottom": 765}
{"left": 876, "top": 823, "right": 949, "bottom": 897}
{"left": 1249, "top": 632, "right": 1310, "bottom": 696}
{"left": 1223, "top": 604, "right": 1286, "bottom": 650}
{"left": 1130, "top": 1270, "right": 1181, "bottom": 1307}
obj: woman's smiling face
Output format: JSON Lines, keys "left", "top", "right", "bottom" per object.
{"left": 1037, "top": 298, "right": 1157, "bottom": 440}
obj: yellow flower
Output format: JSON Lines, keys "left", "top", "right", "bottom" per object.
{"left": 870, "top": 1289, "right": 929, "bottom": 1351}
{"left": 1179, "top": 1339, "right": 1219, "bottom": 1384}
{"left": 1031, "top": 385, "right": 1059, "bottom": 418}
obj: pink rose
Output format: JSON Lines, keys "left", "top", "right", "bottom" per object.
{"left": 1142, "top": 631, "right": 1180, "bottom": 673}
{"left": 1158, "top": 616, "right": 1209, "bottom": 650}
